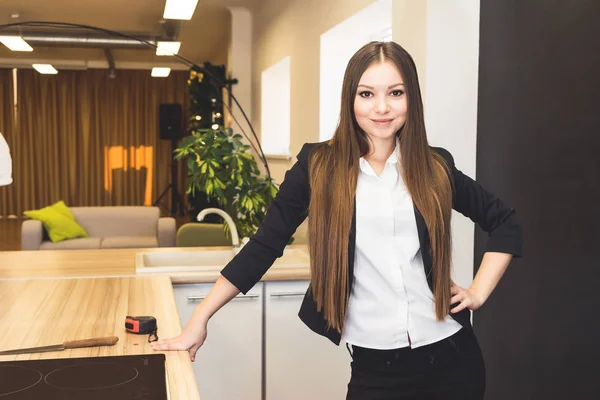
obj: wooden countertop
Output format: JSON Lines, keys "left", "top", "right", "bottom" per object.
{"left": 0, "top": 276, "right": 199, "bottom": 399}
{"left": 0, "top": 245, "right": 311, "bottom": 283}
{"left": 168, "top": 267, "right": 311, "bottom": 284}
{"left": 0, "top": 247, "right": 223, "bottom": 280}
{"left": 0, "top": 246, "right": 310, "bottom": 398}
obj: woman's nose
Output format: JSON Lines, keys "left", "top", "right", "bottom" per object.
{"left": 375, "top": 97, "right": 390, "bottom": 114}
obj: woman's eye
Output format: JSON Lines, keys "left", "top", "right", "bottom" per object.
{"left": 358, "top": 91, "right": 373, "bottom": 98}
{"left": 391, "top": 90, "right": 404, "bottom": 96}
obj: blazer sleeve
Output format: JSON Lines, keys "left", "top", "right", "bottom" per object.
{"left": 434, "top": 147, "right": 523, "bottom": 257}
{"left": 220, "top": 143, "right": 313, "bottom": 294}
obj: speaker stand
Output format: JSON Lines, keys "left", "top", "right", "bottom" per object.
{"left": 153, "top": 137, "right": 185, "bottom": 216}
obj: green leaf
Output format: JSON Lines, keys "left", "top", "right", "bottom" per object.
{"left": 215, "top": 178, "right": 226, "bottom": 189}
{"left": 176, "top": 91, "right": 281, "bottom": 240}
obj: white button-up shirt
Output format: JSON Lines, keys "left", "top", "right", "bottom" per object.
{"left": 341, "top": 139, "right": 462, "bottom": 349}
{"left": 0, "top": 133, "right": 12, "bottom": 186}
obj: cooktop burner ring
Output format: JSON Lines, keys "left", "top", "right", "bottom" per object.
{"left": 44, "top": 362, "right": 140, "bottom": 391}
{"left": 0, "top": 365, "right": 43, "bottom": 397}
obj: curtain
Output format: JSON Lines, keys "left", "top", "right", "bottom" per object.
{"left": 1, "top": 68, "right": 189, "bottom": 217}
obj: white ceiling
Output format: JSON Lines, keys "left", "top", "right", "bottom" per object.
{"left": 0, "top": 0, "right": 259, "bottom": 68}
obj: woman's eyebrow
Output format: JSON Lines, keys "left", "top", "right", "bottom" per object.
{"left": 357, "top": 83, "right": 405, "bottom": 89}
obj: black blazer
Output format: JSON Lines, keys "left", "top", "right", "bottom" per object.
{"left": 221, "top": 142, "right": 523, "bottom": 345}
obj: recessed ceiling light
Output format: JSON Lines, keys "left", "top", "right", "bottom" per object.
{"left": 156, "top": 41, "right": 181, "bottom": 56}
{"left": 151, "top": 67, "right": 171, "bottom": 77}
{"left": 32, "top": 64, "right": 58, "bottom": 74}
{"left": 0, "top": 36, "right": 33, "bottom": 52}
{"left": 163, "top": 0, "right": 199, "bottom": 20}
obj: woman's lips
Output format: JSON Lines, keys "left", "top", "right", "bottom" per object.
{"left": 371, "top": 118, "right": 394, "bottom": 126}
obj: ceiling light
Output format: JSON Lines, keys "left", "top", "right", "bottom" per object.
{"left": 0, "top": 36, "right": 33, "bottom": 52}
{"left": 156, "top": 41, "right": 181, "bottom": 56}
{"left": 151, "top": 67, "right": 171, "bottom": 77}
{"left": 32, "top": 64, "right": 58, "bottom": 74}
{"left": 163, "top": 0, "right": 199, "bottom": 20}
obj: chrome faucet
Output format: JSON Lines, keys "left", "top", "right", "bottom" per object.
{"left": 197, "top": 208, "right": 240, "bottom": 249}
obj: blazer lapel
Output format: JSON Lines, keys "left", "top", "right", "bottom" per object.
{"left": 413, "top": 205, "right": 434, "bottom": 291}
{"left": 347, "top": 199, "right": 357, "bottom": 293}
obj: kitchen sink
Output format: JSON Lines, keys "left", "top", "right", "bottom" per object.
{"left": 135, "top": 247, "right": 310, "bottom": 274}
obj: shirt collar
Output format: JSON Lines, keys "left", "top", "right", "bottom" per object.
{"left": 359, "top": 137, "right": 400, "bottom": 176}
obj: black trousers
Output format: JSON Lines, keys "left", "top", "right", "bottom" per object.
{"left": 346, "top": 328, "right": 486, "bottom": 400}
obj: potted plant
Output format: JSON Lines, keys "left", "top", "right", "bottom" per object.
{"left": 175, "top": 128, "right": 279, "bottom": 240}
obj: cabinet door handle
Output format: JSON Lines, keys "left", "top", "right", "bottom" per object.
{"left": 269, "top": 291, "right": 306, "bottom": 298}
{"left": 187, "top": 294, "right": 260, "bottom": 301}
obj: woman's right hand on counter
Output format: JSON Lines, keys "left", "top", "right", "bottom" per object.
{"left": 151, "top": 275, "right": 241, "bottom": 362}
{"left": 151, "top": 325, "right": 207, "bottom": 362}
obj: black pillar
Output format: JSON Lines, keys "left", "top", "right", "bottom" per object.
{"left": 475, "top": 1, "right": 600, "bottom": 399}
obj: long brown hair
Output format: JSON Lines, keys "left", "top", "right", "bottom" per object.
{"left": 308, "top": 41, "right": 454, "bottom": 332}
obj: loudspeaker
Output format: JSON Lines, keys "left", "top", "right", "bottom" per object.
{"left": 159, "top": 103, "right": 183, "bottom": 140}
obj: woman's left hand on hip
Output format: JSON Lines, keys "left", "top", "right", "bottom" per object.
{"left": 450, "top": 283, "right": 484, "bottom": 313}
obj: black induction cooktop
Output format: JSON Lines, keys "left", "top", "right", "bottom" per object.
{"left": 0, "top": 354, "right": 167, "bottom": 399}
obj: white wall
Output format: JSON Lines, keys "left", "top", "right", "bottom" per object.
{"left": 423, "top": 0, "right": 481, "bottom": 289}
{"left": 261, "top": 56, "right": 291, "bottom": 156}
{"left": 227, "top": 7, "right": 253, "bottom": 137}
{"left": 319, "top": 0, "right": 393, "bottom": 142}
{"left": 392, "top": 1, "right": 427, "bottom": 97}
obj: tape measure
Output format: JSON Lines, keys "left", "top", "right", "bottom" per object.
{"left": 125, "top": 316, "right": 158, "bottom": 342}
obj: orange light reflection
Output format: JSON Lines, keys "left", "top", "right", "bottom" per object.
{"left": 104, "top": 146, "right": 153, "bottom": 205}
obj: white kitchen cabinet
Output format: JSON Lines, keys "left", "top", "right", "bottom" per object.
{"left": 265, "top": 280, "right": 351, "bottom": 400}
{"left": 173, "top": 282, "right": 263, "bottom": 400}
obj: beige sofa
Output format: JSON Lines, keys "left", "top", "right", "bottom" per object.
{"left": 21, "top": 206, "right": 176, "bottom": 250}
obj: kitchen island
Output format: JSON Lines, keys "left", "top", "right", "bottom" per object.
{"left": 0, "top": 245, "right": 351, "bottom": 400}
{"left": 0, "top": 276, "right": 199, "bottom": 399}
{"left": 0, "top": 245, "right": 312, "bottom": 399}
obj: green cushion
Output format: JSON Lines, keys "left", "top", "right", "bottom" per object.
{"left": 48, "top": 199, "right": 76, "bottom": 219}
{"left": 24, "top": 201, "right": 89, "bottom": 243}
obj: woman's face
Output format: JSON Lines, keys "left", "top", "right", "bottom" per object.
{"left": 353, "top": 60, "right": 407, "bottom": 142}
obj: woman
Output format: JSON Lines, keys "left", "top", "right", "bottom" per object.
{"left": 152, "top": 41, "right": 523, "bottom": 399}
